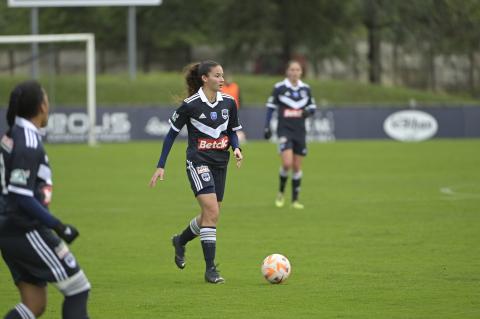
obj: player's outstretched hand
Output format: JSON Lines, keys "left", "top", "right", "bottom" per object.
{"left": 264, "top": 127, "right": 272, "bottom": 140}
{"left": 54, "top": 223, "right": 79, "bottom": 244}
{"left": 233, "top": 148, "right": 243, "bottom": 168}
{"left": 149, "top": 168, "right": 165, "bottom": 187}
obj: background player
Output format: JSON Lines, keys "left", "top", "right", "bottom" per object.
{"left": 0, "top": 81, "right": 91, "bottom": 319}
{"left": 264, "top": 60, "right": 317, "bottom": 209}
{"left": 221, "top": 75, "right": 247, "bottom": 143}
{"left": 149, "top": 60, "right": 243, "bottom": 284}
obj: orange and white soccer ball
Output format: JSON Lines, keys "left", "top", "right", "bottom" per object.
{"left": 261, "top": 254, "right": 291, "bottom": 284}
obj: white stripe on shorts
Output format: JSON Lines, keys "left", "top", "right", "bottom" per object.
{"left": 187, "top": 160, "right": 203, "bottom": 191}
{"left": 26, "top": 231, "right": 68, "bottom": 281}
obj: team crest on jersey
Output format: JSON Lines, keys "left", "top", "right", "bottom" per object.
{"left": 201, "top": 173, "right": 211, "bottom": 182}
{"left": 221, "top": 109, "right": 229, "bottom": 120}
{"left": 10, "top": 169, "right": 30, "bottom": 185}
{"left": 210, "top": 112, "right": 217, "bottom": 120}
{"left": 300, "top": 90, "right": 307, "bottom": 98}
{"left": 292, "top": 91, "right": 300, "bottom": 98}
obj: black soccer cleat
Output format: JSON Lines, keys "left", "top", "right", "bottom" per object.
{"left": 171, "top": 235, "right": 185, "bottom": 269}
{"left": 205, "top": 266, "right": 225, "bottom": 284}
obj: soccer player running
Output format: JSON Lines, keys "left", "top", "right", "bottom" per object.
{"left": 264, "top": 60, "right": 317, "bottom": 209}
{"left": 0, "top": 81, "right": 91, "bottom": 319}
{"left": 149, "top": 60, "right": 243, "bottom": 284}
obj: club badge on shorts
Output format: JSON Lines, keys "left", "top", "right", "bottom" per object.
{"left": 201, "top": 173, "right": 211, "bottom": 182}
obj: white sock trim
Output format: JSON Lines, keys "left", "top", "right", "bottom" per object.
{"left": 189, "top": 217, "right": 201, "bottom": 236}
{"left": 293, "top": 171, "right": 303, "bottom": 180}
{"left": 15, "top": 303, "right": 35, "bottom": 319}
{"left": 200, "top": 227, "right": 216, "bottom": 242}
{"left": 55, "top": 270, "right": 91, "bottom": 297}
{"left": 279, "top": 167, "right": 289, "bottom": 177}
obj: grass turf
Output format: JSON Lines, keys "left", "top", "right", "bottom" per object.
{"left": 0, "top": 139, "right": 479, "bottom": 318}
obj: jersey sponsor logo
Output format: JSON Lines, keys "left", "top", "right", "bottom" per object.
{"left": 196, "top": 165, "right": 210, "bottom": 174}
{"left": 10, "top": 169, "right": 30, "bottom": 185}
{"left": 199, "top": 113, "right": 207, "bottom": 119}
{"left": 201, "top": 172, "right": 211, "bottom": 182}
{"left": 283, "top": 109, "right": 303, "bottom": 118}
{"left": 221, "top": 109, "right": 229, "bottom": 120}
{"left": 210, "top": 112, "right": 217, "bottom": 120}
{"left": 197, "top": 136, "right": 229, "bottom": 150}
{"left": 0, "top": 135, "right": 13, "bottom": 153}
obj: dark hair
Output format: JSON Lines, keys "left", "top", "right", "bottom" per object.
{"left": 184, "top": 60, "right": 220, "bottom": 96}
{"left": 286, "top": 60, "right": 303, "bottom": 71}
{"left": 7, "top": 80, "right": 44, "bottom": 129}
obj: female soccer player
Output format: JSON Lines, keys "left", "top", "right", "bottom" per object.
{"left": 0, "top": 81, "right": 91, "bottom": 319}
{"left": 264, "top": 60, "right": 317, "bottom": 209}
{"left": 149, "top": 60, "right": 243, "bottom": 284}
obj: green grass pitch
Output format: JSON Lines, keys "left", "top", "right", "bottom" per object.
{"left": 1, "top": 140, "right": 479, "bottom": 318}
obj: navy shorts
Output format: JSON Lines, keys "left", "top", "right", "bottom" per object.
{"left": 0, "top": 228, "right": 82, "bottom": 286}
{"left": 277, "top": 133, "right": 307, "bottom": 156}
{"left": 186, "top": 160, "right": 227, "bottom": 202}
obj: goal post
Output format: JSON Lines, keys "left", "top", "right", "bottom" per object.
{"left": 0, "top": 33, "right": 97, "bottom": 146}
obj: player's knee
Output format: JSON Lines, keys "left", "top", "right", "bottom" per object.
{"left": 55, "top": 270, "right": 91, "bottom": 297}
{"left": 202, "top": 204, "right": 219, "bottom": 224}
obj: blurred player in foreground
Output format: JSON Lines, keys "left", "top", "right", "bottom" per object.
{"left": 0, "top": 81, "right": 91, "bottom": 319}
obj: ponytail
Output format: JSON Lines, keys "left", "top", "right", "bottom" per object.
{"left": 184, "top": 60, "right": 220, "bottom": 97}
{"left": 7, "top": 86, "right": 22, "bottom": 128}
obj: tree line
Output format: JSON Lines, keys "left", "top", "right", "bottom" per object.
{"left": 1, "top": 0, "right": 479, "bottom": 95}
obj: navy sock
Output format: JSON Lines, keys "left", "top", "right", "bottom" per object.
{"left": 292, "top": 171, "right": 302, "bottom": 202}
{"left": 279, "top": 168, "right": 289, "bottom": 193}
{"left": 179, "top": 217, "right": 200, "bottom": 245}
{"left": 62, "top": 290, "right": 89, "bottom": 319}
{"left": 200, "top": 227, "right": 216, "bottom": 269}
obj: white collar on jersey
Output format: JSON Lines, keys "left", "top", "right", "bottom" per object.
{"left": 15, "top": 116, "right": 40, "bottom": 134}
{"left": 198, "top": 87, "right": 223, "bottom": 108}
{"left": 284, "top": 78, "right": 305, "bottom": 90}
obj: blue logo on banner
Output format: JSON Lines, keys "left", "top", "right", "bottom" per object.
{"left": 210, "top": 112, "right": 217, "bottom": 120}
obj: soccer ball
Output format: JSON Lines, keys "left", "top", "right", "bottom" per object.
{"left": 261, "top": 254, "right": 291, "bottom": 284}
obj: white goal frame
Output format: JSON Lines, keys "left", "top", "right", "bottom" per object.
{"left": 0, "top": 33, "right": 97, "bottom": 146}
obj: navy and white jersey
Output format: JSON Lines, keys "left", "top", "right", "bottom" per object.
{"left": 266, "top": 78, "right": 316, "bottom": 134}
{"left": 0, "top": 117, "right": 53, "bottom": 229}
{"left": 168, "top": 87, "right": 242, "bottom": 167}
